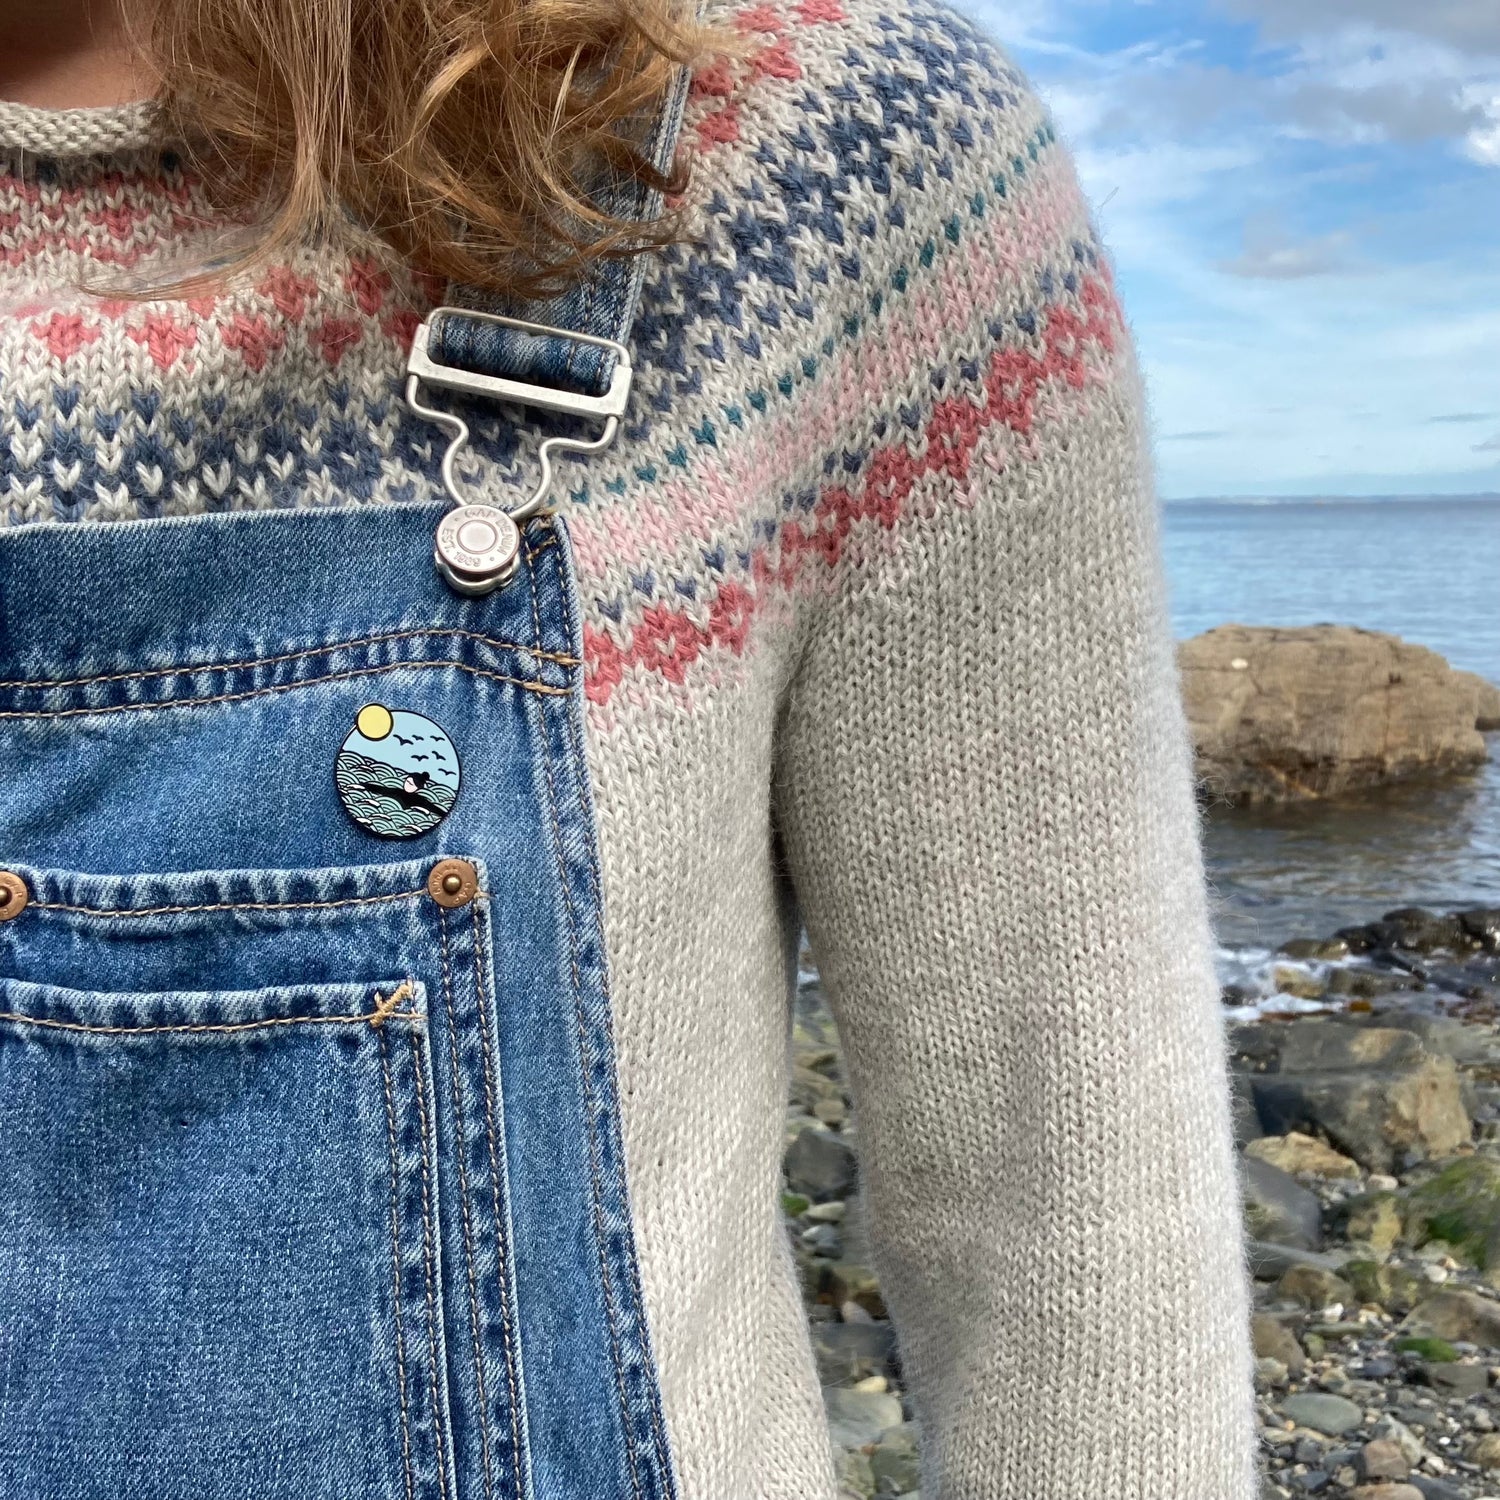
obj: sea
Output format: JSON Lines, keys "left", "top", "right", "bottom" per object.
{"left": 1162, "top": 494, "right": 1500, "bottom": 970}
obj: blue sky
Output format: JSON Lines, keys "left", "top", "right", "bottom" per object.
{"left": 959, "top": 0, "right": 1500, "bottom": 499}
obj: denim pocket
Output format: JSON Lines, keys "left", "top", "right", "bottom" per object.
{"left": 0, "top": 865, "right": 462, "bottom": 1500}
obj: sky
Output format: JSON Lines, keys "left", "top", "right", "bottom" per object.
{"left": 958, "top": 0, "right": 1500, "bottom": 499}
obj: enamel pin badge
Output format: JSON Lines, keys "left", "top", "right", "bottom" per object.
{"left": 335, "top": 703, "right": 461, "bottom": 838}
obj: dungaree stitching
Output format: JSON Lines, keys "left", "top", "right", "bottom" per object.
{"left": 0, "top": 659, "right": 566, "bottom": 720}
{"left": 466, "top": 897, "right": 527, "bottom": 1499}
{"left": 411, "top": 1042, "right": 452, "bottom": 1500}
{"left": 437, "top": 910, "right": 497, "bottom": 1500}
{"left": 30, "top": 888, "right": 431, "bottom": 919}
{"left": 0, "top": 1003, "right": 424, "bottom": 1037}
{"left": 523, "top": 539, "right": 646, "bottom": 1500}
{"left": 380, "top": 1022, "right": 419, "bottom": 1500}
{"left": 0, "top": 628, "right": 579, "bottom": 691}
{"left": 555, "top": 599, "right": 675, "bottom": 1476}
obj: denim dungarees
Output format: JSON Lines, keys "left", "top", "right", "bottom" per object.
{"left": 0, "top": 59, "right": 693, "bottom": 1500}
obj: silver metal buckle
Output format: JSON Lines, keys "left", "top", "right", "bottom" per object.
{"left": 404, "top": 307, "right": 632, "bottom": 595}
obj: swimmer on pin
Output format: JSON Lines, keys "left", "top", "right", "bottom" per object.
{"left": 335, "top": 703, "right": 462, "bottom": 839}
{"left": 404, "top": 308, "right": 633, "bottom": 595}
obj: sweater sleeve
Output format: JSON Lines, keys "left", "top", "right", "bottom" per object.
{"left": 768, "top": 40, "right": 1261, "bottom": 1500}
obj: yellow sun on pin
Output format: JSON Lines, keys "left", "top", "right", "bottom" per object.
{"left": 356, "top": 703, "right": 394, "bottom": 741}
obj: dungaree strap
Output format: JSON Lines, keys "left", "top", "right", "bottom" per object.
{"left": 430, "top": 50, "right": 696, "bottom": 397}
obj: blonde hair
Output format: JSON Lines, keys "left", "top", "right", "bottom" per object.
{"left": 132, "top": 0, "right": 719, "bottom": 298}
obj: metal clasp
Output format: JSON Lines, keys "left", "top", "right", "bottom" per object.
{"left": 404, "top": 307, "right": 632, "bottom": 595}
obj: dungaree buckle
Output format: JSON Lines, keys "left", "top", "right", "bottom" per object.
{"left": 404, "top": 308, "right": 633, "bottom": 596}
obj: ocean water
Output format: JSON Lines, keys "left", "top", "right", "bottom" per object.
{"left": 1161, "top": 495, "right": 1500, "bottom": 951}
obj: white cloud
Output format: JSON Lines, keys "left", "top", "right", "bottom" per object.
{"left": 1217, "top": 218, "right": 1354, "bottom": 279}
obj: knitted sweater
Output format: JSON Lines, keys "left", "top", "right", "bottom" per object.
{"left": 0, "top": 2, "right": 1260, "bottom": 1496}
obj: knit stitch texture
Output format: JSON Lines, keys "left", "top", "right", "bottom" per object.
{"left": 0, "top": 1, "right": 1260, "bottom": 1495}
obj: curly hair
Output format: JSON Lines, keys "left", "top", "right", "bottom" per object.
{"left": 131, "top": 0, "right": 719, "bottom": 297}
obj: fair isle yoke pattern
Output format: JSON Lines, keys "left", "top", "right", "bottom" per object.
{"left": 0, "top": 2, "right": 1261, "bottom": 1497}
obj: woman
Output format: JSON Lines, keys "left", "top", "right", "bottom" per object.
{"left": 0, "top": 1, "right": 1258, "bottom": 1497}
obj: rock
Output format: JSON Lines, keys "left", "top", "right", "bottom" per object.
{"left": 1403, "top": 1159, "right": 1500, "bottom": 1285}
{"left": 1247, "top": 1241, "right": 1349, "bottom": 1280}
{"left": 1406, "top": 1481, "right": 1466, "bottom": 1500}
{"left": 1370, "top": 1417, "right": 1424, "bottom": 1464}
{"left": 823, "top": 1387, "right": 904, "bottom": 1450}
{"left": 1283, "top": 936, "right": 1353, "bottom": 962}
{"left": 1469, "top": 1432, "right": 1500, "bottom": 1469}
{"left": 1278, "top": 1021, "right": 1424, "bottom": 1073}
{"left": 1277, "top": 1264, "right": 1355, "bottom": 1309}
{"left": 1242, "top": 1154, "right": 1325, "bottom": 1248}
{"left": 1178, "top": 625, "right": 1489, "bottom": 802}
{"left": 1253, "top": 1312, "right": 1307, "bottom": 1377}
{"left": 1460, "top": 909, "right": 1500, "bottom": 954}
{"left": 1341, "top": 1193, "right": 1405, "bottom": 1255}
{"left": 1342, "top": 1259, "right": 1425, "bottom": 1316}
{"left": 1358, "top": 1438, "right": 1411, "bottom": 1481}
{"left": 786, "top": 1127, "right": 858, "bottom": 1200}
{"left": 1456, "top": 670, "right": 1500, "bottom": 732}
{"left": 1250, "top": 1044, "right": 1471, "bottom": 1174}
{"left": 835, "top": 1447, "right": 874, "bottom": 1498}
{"left": 1247, "top": 1131, "right": 1363, "bottom": 1179}
{"left": 825, "top": 1263, "right": 887, "bottom": 1320}
{"left": 814, "top": 1321, "right": 897, "bottom": 1385}
{"left": 1274, "top": 964, "right": 1329, "bottom": 1000}
{"left": 1374, "top": 909, "right": 1467, "bottom": 954}
{"left": 1402, "top": 1288, "right": 1500, "bottom": 1349}
{"left": 1282, "top": 1391, "right": 1365, "bottom": 1436}
{"left": 869, "top": 1424, "right": 921, "bottom": 1495}
{"left": 1421, "top": 1361, "right": 1489, "bottom": 1397}
{"left": 1350, "top": 1488, "right": 1424, "bottom": 1500}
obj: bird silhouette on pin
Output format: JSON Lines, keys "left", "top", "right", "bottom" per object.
{"left": 335, "top": 703, "right": 461, "bottom": 838}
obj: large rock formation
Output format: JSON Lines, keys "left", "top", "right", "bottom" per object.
{"left": 1178, "top": 625, "right": 1493, "bottom": 802}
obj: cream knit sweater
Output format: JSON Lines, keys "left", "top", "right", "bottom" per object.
{"left": 0, "top": 0, "right": 1260, "bottom": 1494}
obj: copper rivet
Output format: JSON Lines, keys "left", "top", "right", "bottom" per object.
{"left": 427, "top": 858, "right": 478, "bottom": 910}
{"left": 0, "top": 871, "right": 30, "bottom": 922}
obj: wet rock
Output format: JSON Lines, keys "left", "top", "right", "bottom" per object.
{"left": 1460, "top": 909, "right": 1500, "bottom": 954}
{"left": 1281, "top": 1391, "right": 1365, "bottom": 1436}
{"left": 1242, "top": 1154, "right": 1325, "bottom": 1249}
{"left": 1247, "top": 1131, "right": 1362, "bottom": 1179}
{"left": 1377, "top": 909, "right": 1468, "bottom": 954}
{"left": 1274, "top": 964, "right": 1329, "bottom": 1000}
{"left": 1178, "top": 625, "right": 1489, "bottom": 803}
{"left": 786, "top": 1126, "right": 857, "bottom": 1200}
{"left": 1282, "top": 936, "right": 1353, "bottom": 962}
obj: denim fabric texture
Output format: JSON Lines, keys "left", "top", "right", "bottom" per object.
{"left": 0, "top": 504, "right": 678, "bottom": 1500}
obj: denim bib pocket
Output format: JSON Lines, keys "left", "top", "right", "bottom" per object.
{"left": 0, "top": 506, "right": 679, "bottom": 1500}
